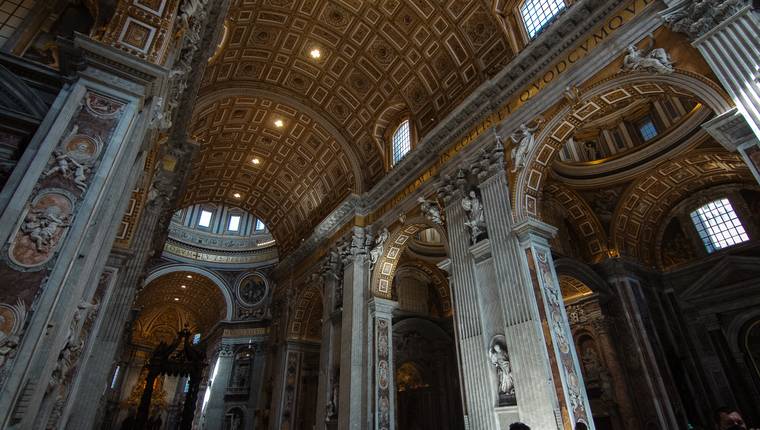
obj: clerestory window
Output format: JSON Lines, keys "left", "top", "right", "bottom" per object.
{"left": 198, "top": 210, "right": 213, "bottom": 228}
{"left": 520, "top": 0, "right": 567, "bottom": 39}
{"left": 228, "top": 215, "right": 241, "bottom": 232}
{"left": 391, "top": 119, "right": 411, "bottom": 166}
{"left": 690, "top": 198, "right": 749, "bottom": 253}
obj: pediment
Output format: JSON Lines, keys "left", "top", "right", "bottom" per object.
{"left": 678, "top": 255, "right": 760, "bottom": 303}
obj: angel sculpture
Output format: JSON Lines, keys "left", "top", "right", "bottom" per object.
{"left": 622, "top": 42, "right": 674, "bottom": 75}
{"left": 510, "top": 118, "right": 544, "bottom": 172}
{"left": 369, "top": 228, "right": 390, "bottom": 267}
{"left": 21, "top": 206, "right": 70, "bottom": 252}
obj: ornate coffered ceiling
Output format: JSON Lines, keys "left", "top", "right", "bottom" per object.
{"left": 133, "top": 271, "right": 227, "bottom": 345}
{"left": 187, "top": 0, "right": 515, "bottom": 253}
{"left": 558, "top": 275, "right": 593, "bottom": 302}
{"left": 185, "top": 94, "right": 358, "bottom": 253}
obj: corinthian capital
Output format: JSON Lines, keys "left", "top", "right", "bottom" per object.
{"left": 474, "top": 129, "right": 507, "bottom": 181}
{"left": 320, "top": 247, "right": 343, "bottom": 280}
{"left": 663, "top": 0, "right": 748, "bottom": 40}
{"left": 338, "top": 227, "right": 371, "bottom": 265}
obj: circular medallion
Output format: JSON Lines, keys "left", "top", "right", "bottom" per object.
{"left": 237, "top": 273, "right": 268, "bottom": 307}
{"left": 65, "top": 135, "right": 100, "bottom": 162}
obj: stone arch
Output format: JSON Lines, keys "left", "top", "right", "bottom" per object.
{"left": 143, "top": 264, "right": 233, "bottom": 320}
{"left": 370, "top": 216, "right": 448, "bottom": 298}
{"left": 609, "top": 150, "right": 753, "bottom": 265}
{"left": 393, "top": 259, "right": 452, "bottom": 318}
{"left": 288, "top": 283, "right": 322, "bottom": 341}
{"left": 554, "top": 258, "right": 612, "bottom": 299}
{"left": 374, "top": 102, "right": 409, "bottom": 161}
{"left": 513, "top": 71, "right": 733, "bottom": 220}
{"left": 543, "top": 181, "right": 609, "bottom": 262}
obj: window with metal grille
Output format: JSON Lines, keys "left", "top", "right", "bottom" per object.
{"left": 690, "top": 198, "right": 749, "bottom": 253}
{"left": 391, "top": 120, "right": 411, "bottom": 166}
{"left": 638, "top": 116, "right": 658, "bottom": 141}
{"left": 520, "top": 0, "right": 566, "bottom": 39}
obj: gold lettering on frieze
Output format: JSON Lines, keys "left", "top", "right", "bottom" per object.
{"left": 368, "top": 0, "right": 654, "bottom": 223}
{"left": 222, "top": 327, "right": 270, "bottom": 337}
{"left": 163, "top": 242, "right": 277, "bottom": 264}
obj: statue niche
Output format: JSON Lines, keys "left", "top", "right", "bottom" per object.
{"left": 489, "top": 336, "right": 516, "bottom": 406}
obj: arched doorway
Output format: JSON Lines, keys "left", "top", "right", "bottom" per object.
{"left": 111, "top": 269, "right": 230, "bottom": 429}
{"left": 394, "top": 318, "right": 463, "bottom": 430}
{"left": 391, "top": 260, "right": 463, "bottom": 430}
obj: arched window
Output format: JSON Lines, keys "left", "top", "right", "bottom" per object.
{"left": 690, "top": 198, "right": 749, "bottom": 253}
{"left": 391, "top": 120, "right": 411, "bottom": 166}
{"left": 520, "top": 0, "right": 566, "bottom": 39}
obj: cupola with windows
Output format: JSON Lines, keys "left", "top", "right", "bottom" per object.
{"left": 163, "top": 203, "right": 277, "bottom": 268}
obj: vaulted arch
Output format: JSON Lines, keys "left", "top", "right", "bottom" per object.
{"left": 513, "top": 71, "right": 733, "bottom": 220}
{"left": 370, "top": 216, "right": 448, "bottom": 298}
{"left": 610, "top": 150, "right": 753, "bottom": 265}
{"left": 185, "top": 91, "right": 361, "bottom": 254}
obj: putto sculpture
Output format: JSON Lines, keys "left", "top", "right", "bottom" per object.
{"left": 21, "top": 206, "right": 71, "bottom": 252}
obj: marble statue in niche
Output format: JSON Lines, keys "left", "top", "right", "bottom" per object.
{"left": 418, "top": 197, "right": 444, "bottom": 226}
{"left": 510, "top": 118, "right": 543, "bottom": 172}
{"left": 581, "top": 344, "right": 602, "bottom": 380}
{"left": 238, "top": 274, "right": 267, "bottom": 307}
{"left": 461, "top": 190, "right": 486, "bottom": 244}
{"left": 489, "top": 338, "right": 516, "bottom": 406}
{"left": 622, "top": 42, "right": 674, "bottom": 74}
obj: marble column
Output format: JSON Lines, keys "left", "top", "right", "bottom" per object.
{"left": 369, "top": 297, "right": 398, "bottom": 430}
{"left": 315, "top": 249, "right": 342, "bottom": 428}
{"left": 437, "top": 174, "right": 499, "bottom": 430}
{"left": 602, "top": 266, "right": 680, "bottom": 429}
{"left": 0, "top": 36, "right": 167, "bottom": 429}
{"left": 438, "top": 140, "right": 593, "bottom": 429}
{"left": 511, "top": 218, "right": 595, "bottom": 429}
{"left": 274, "top": 340, "right": 318, "bottom": 430}
{"left": 475, "top": 150, "right": 561, "bottom": 429}
{"left": 591, "top": 317, "right": 640, "bottom": 429}
{"left": 338, "top": 226, "right": 370, "bottom": 430}
{"left": 204, "top": 343, "right": 235, "bottom": 430}
{"left": 663, "top": 1, "right": 760, "bottom": 181}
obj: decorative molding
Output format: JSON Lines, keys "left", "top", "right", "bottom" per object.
{"left": 702, "top": 107, "right": 757, "bottom": 152}
{"left": 662, "top": 0, "right": 748, "bottom": 41}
